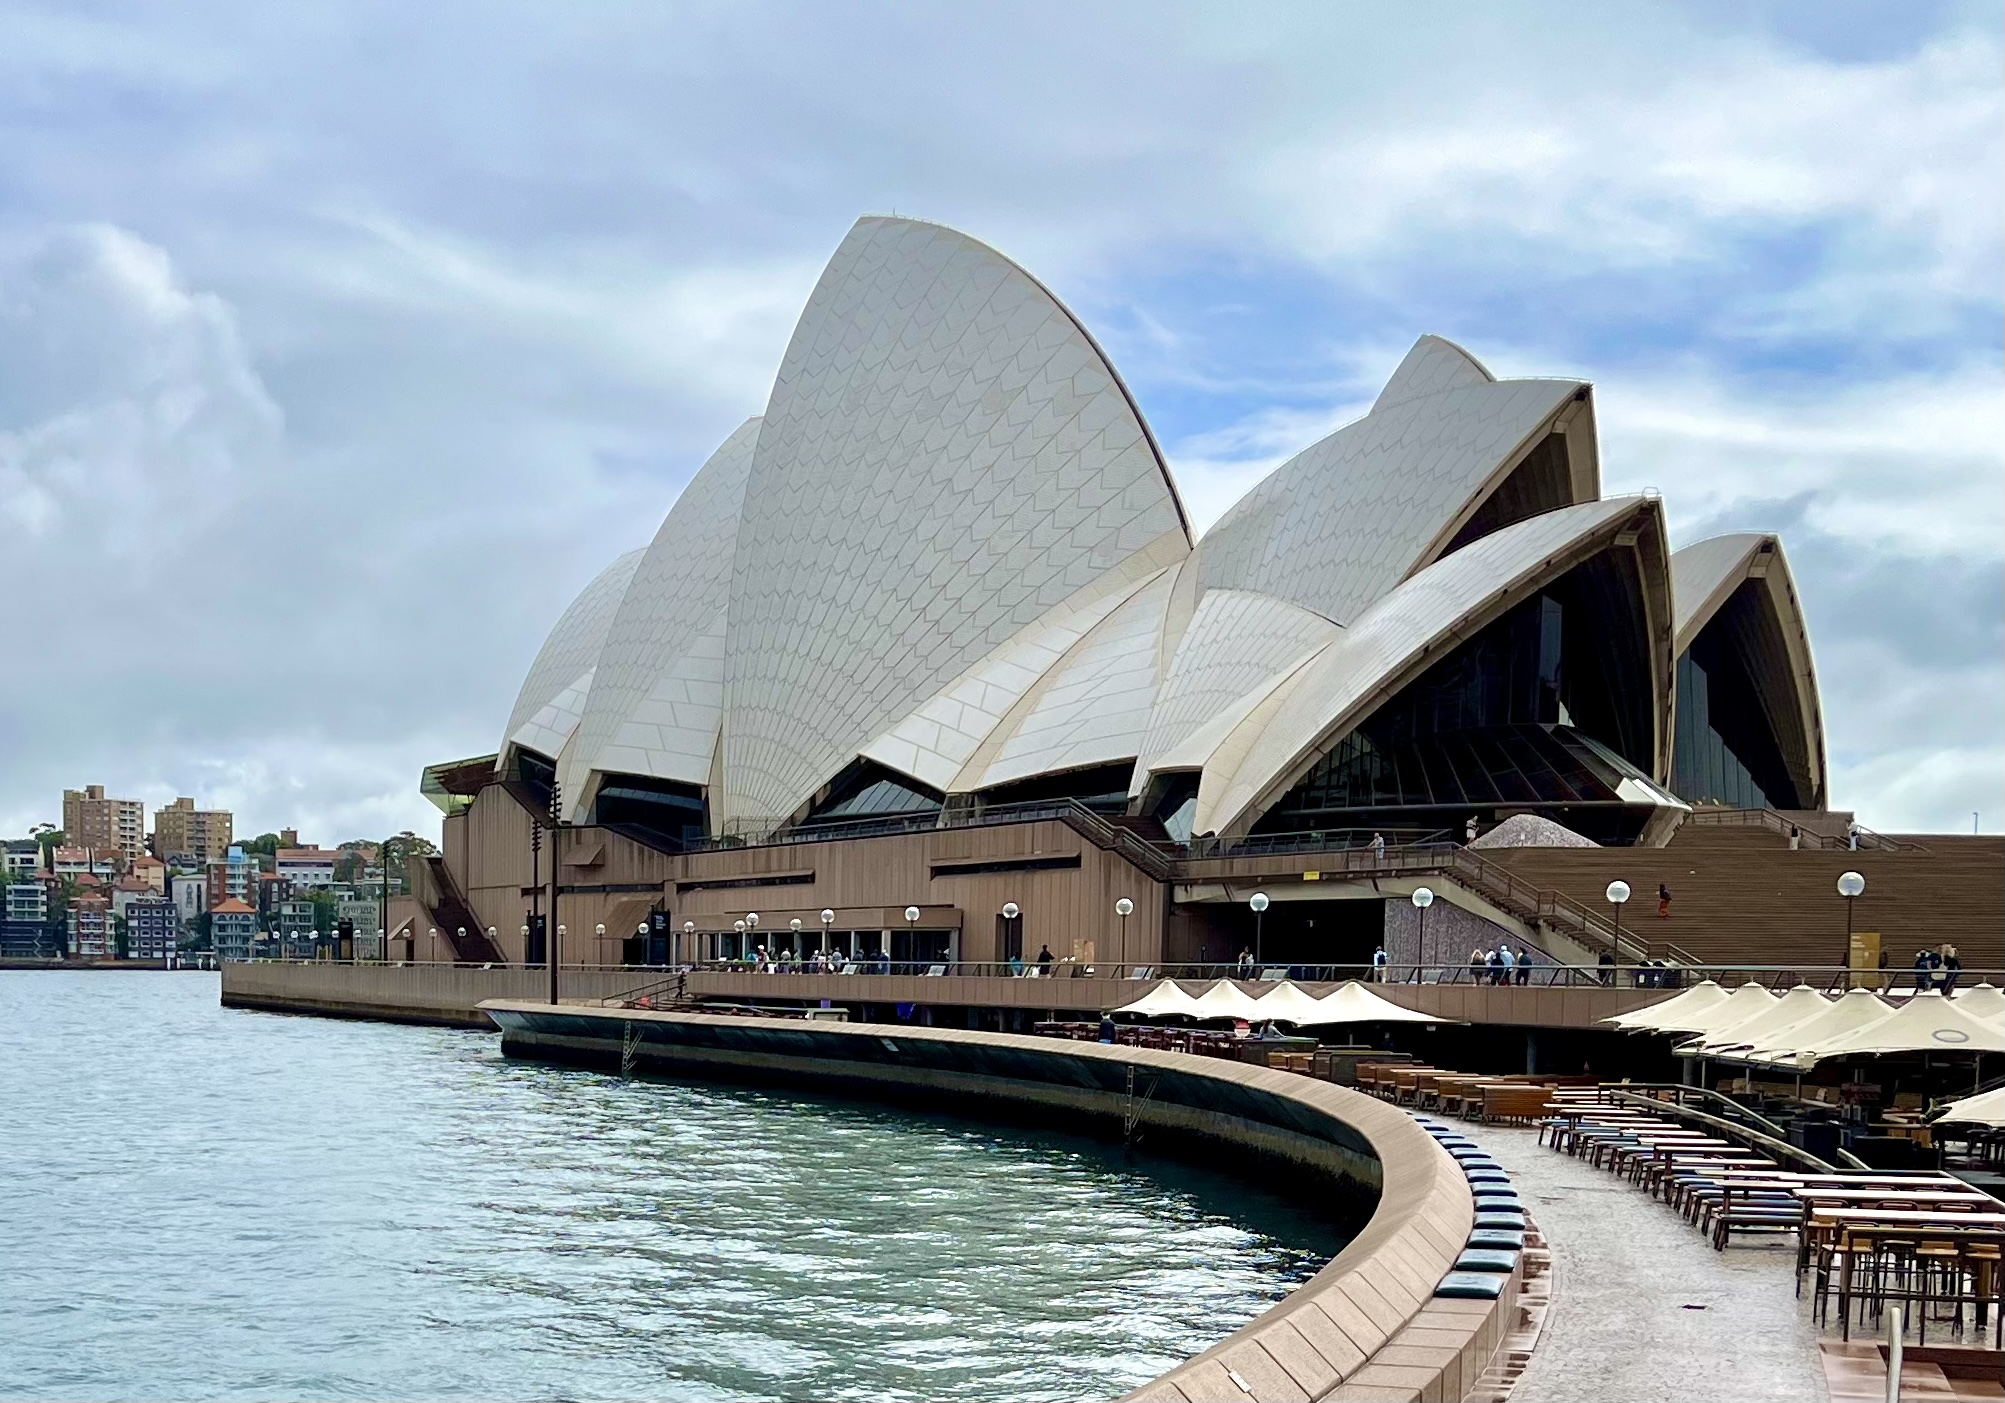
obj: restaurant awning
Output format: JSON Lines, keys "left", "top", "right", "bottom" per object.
{"left": 1678, "top": 985, "right": 1832, "bottom": 1055}
{"left": 1186, "top": 979, "right": 1269, "bottom": 1022}
{"left": 1792, "top": 990, "right": 2005, "bottom": 1065}
{"left": 1113, "top": 979, "right": 1204, "bottom": 1019}
{"left": 1931, "top": 1086, "right": 2005, "bottom": 1129}
{"left": 1601, "top": 978, "right": 1730, "bottom": 1032}
{"left": 1737, "top": 988, "right": 1893, "bottom": 1069}
{"left": 1248, "top": 980, "right": 1337, "bottom": 1025}
{"left": 1311, "top": 980, "right": 1443, "bottom": 1025}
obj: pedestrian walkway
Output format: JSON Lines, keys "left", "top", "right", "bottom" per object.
{"left": 1468, "top": 1122, "right": 1828, "bottom": 1403}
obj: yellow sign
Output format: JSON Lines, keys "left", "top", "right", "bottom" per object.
{"left": 1848, "top": 931, "right": 1883, "bottom": 990}
{"left": 1302, "top": 870, "right": 1320, "bottom": 881}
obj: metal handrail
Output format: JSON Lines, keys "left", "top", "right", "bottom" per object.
{"left": 1682, "top": 807, "right": 1925, "bottom": 853}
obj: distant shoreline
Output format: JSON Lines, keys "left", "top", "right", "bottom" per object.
{"left": 0, "top": 959, "right": 203, "bottom": 972}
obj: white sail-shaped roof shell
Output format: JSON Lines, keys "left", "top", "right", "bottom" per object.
{"left": 483, "top": 218, "right": 1827, "bottom": 847}
{"left": 498, "top": 548, "right": 644, "bottom": 769}
{"left": 1165, "top": 496, "right": 1676, "bottom": 838}
{"left": 719, "top": 216, "right": 1192, "bottom": 827}
{"left": 555, "top": 417, "right": 762, "bottom": 817}
{"left": 1669, "top": 531, "right": 1827, "bottom": 808}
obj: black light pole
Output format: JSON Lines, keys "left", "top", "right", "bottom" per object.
{"left": 529, "top": 821, "right": 542, "bottom": 966}
{"left": 547, "top": 781, "right": 563, "bottom": 1006}
{"left": 378, "top": 835, "right": 390, "bottom": 963}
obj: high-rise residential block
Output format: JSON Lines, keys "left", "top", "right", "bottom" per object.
{"left": 68, "top": 894, "right": 111, "bottom": 959}
{"left": 62, "top": 785, "right": 144, "bottom": 863}
{"left": 152, "top": 798, "right": 234, "bottom": 867}
{"left": 209, "top": 898, "right": 257, "bottom": 962}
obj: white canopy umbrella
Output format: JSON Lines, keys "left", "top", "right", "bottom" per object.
{"left": 1312, "top": 980, "right": 1443, "bottom": 1025}
{"left": 1953, "top": 983, "right": 2005, "bottom": 1022}
{"left": 1931, "top": 1086, "right": 2005, "bottom": 1129}
{"left": 1186, "top": 979, "right": 1269, "bottom": 1022}
{"left": 1679, "top": 985, "right": 1832, "bottom": 1055}
{"left": 1792, "top": 991, "right": 2005, "bottom": 1065}
{"left": 1619, "top": 981, "right": 1776, "bottom": 1039}
{"left": 1113, "top": 979, "right": 1203, "bottom": 1019}
{"left": 1602, "top": 978, "right": 1730, "bottom": 1032}
{"left": 1250, "top": 980, "right": 1339, "bottom": 1025}
{"left": 1740, "top": 989, "right": 1894, "bottom": 1070}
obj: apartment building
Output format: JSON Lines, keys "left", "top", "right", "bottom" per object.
{"left": 68, "top": 895, "right": 111, "bottom": 958}
{"left": 62, "top": 785, "right": 144, "bottom": 863}
{"left": 52, "top": 847, "right": 117, "bottom": 879}
{"left": 125, "top": 895, "right": 180, "bottom": 960}
{"left": 204, "top": 846, "right": 258, "bottom": 908}
{"left": 170, "top": 872, "right": 206, "bottom": 926}
{"left": 274, "top": 848, "right": 337, "bottom": 889}
{"left": 152, "top": 798, "right": 234, "bottom": 867}
{"left": 3, "top": 839, "right": 39, "bottom": 877}
{"left": 210, "top": 898, "right": 257, "bottom": 962}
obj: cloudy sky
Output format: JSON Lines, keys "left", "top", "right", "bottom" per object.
{"left": 2, "top": 1, "right": 1999, "bottom": 843}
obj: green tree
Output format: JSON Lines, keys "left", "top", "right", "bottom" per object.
{"left": 380, "top": 832, "right": 438, "bottom": 893}
{"left": 31, "top": 824, "right": 64, "bottom": 863}
{"left": 306, "top": 888, "right": 339, "bottom": 935}
{"left": 113, "top": 914, "right": 130, "bottom": 960}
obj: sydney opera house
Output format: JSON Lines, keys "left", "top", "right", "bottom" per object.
{"left": 412, "top": 216, "right": 1848, "bottom": 974}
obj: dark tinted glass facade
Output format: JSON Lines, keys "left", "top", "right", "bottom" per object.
{"left": 595, "top": 777, "right": 709, "bottom": 851}
{"left": 802, "top": 760, "right": 943, "bottom": 826}
{"left": 1257, "top": 548, "right": 1659, "bottom": 838}
{"left": 1671, "top": 578, "right": 1809, "bottom": 810}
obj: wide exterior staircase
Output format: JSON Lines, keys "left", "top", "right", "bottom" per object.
{"left": 1483, "top": 825, "right": 2004, "bottom": 971}
{"left": 411, "top": 854, "right": 507, "bottom": 964}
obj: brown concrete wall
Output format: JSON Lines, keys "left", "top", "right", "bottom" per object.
{"left": 483, "top": 1003, "right": 1512, "bottom": 1403}
{"left": 445, "top": 784, "right": 1169, "bottom": 968}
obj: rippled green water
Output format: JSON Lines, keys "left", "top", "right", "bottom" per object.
{"left": 0, "top": 973, "right": 1346, "bottom": 1401}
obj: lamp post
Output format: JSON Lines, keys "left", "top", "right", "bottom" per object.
{"left": 520, "top": 924, "right": 530, "bottom": 967}
{"left": 1606, "top": 880, "right": 1632, "bottom": 971}
{"left": 638, "top": 921, "right": 651, "bottom": 967}
{"left": 790, "top": 916, "right": 803, "bottom": 963}
{"left": 821, "top": 908, "right": 835, "bottom": 964}
{"left": 595, "top": 925, "right": 606, "bottom": 967}
{"left": 546, "top": 780, "right": 564, "bottom": 1007}
{"left": 1411, "top": 886, "right": 1435, "bottom": 982}
{"left": 905, "top": 905, "right": 920, "bottom": 972}
{"left": 734, "top": 917, "right": 746, "bottom": 963}
{"left": 1002, "top": 901, "right": 1020, "bottom": 969}
{"left": 1114, "top": 897, "right": 1133, "bottom": 972}
{"left": 1837, "top": 871, "right": 1865, "bottom": 957}
{"left": 486, "top": 927, "right": 497, "bottom": 964}
{"left": 683, "top": 919, "right": 695, "bottom": 966}
{"left": 427, "top": 927, "right": 437, "bottom": 963}
{"left": 1249, "top": 891, "right": 1269, "bottom": 968}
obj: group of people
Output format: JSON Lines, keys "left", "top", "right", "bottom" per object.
{"left": 1467, "top": 943, "right": 1533, "bottom": 985}
{"left": 1913, "top": 943, "right": 1963, "bottom": 992}
{"left": 739, "top": 944, "right": 894, "bottom": 974}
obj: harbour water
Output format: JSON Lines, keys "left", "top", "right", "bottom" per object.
{"left": 0, "top": 972, "right": 1345, "bottom": 1401}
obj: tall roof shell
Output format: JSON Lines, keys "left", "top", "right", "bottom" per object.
{"left": 557, "top": 417, "right": 762, "bottom": 816}
{"left": 720, "top": 216, "right": 1192, "bottom": 825}
{"left": 1192, "top": 338, "right": 1596, "bottom": 627}
{"left": 1670, "top": 531, "right": 1826, "bottom": 809}
{"left": 499, "top": 547, "right": 644, "bottom": 766}
{"left": 1181, "top": 496, "right": 1674, "bottom": 837}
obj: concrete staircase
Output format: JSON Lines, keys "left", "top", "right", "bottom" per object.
{"left": 1483, "top": 827, "right": 2003, "bottom": 971}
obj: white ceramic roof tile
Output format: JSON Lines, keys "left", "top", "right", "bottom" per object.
{"left": 972, "top": 568, "right": 1178, "bottom": 789}
{"left": 1370, "top": 335, "right": 1495, "bottom": 412}
{"left": 560, "top": 418, "right": 761, "bottom": 816}
{"left": 507, "top": 667, "right": 596, "bottom": 765}
{"left": 499, "top": 549, "right": 644, "bottom": 762}
{"left": 1197, "top": 497, "right": 1657, "bottom": 835}
{"left": 1195, "top": 370, "right": 1582, "bottom": 626}
{"left": 721, "top": 216, "right": 1192, "bottom": 824}
{"left": 1136, "top": 588, "right": 1344, "bottom": 785}
{"left": 858, "top": 556, "right": 1167, "bottom": 792}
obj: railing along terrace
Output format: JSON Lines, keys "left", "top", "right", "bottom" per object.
{"left": 1682, "top": 806, "right": 1925, "bottom": 852}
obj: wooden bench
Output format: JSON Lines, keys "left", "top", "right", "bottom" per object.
{"left": 1480, "top": 1084, "right": 1555, "bottom": 1125}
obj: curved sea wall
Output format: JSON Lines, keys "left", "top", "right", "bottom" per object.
{"left": 482, "top": 1002, "right": 1516, "bottom": 1402}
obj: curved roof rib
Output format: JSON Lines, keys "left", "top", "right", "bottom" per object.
{"left": 721, "top": 216, "right": 1192, "bottom": 827}
{"left": 558, "top": 417, "right": 763, "bottom": 818}
{"left": 1190, "top": 497, "right": 1675, "bottom": 838}
{"left": 1671, "top": 532, "right": 1827, "bottom": 809}
{"left": 498, "top": 547, "right": 644, "bottom": 767}
{"left": 1193, "top": 339, "right": 1593, "bottom": 627}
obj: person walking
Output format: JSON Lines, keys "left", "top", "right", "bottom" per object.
{"left": 1657, "top": 883, "right": 1672, "bottom": 919}
{"left": 1498, "top": 944, "right": 1516, "bottom": 985}
{"left": 1371, "top": 944, "right": 1388, "bottom": 982}
{"left": 1036, "top": 943, "right": 1055, "bottom": 973}
{"left": 1788, "top": 824, "right": 1801, "bottom": 851}
{"left": 1940, "top": 944, "right": 1962, "bottom": 994}
{"left": 1597, "top": 949, "right": 1615, "bottom": 987}
{"left": 1465, "top": 815, "right": 1480, "bottom": 844}
{"left": 1847, "top": 820, "right": 1860, "bottom": 851}
{"left": 1236, "top": 947, "right": 1255, "bottom": 978}
{"left": 1370, "top": 831, "right": 1386, "bottom": 862}
{"left": 1912, "top": 948, "right": 1933, "bottom": 993}
{"left": 1098, "top": 1010, "right": 1116, "bottom": 1043}
{"left": 1485, "top": 948, "right": 1503, "bottom": 985}
{"left": 1515, "top": 947, "right": 1533, "bottom": 985}
{"left": 1469, "top": 947, "right": 1486, "bottom": 983}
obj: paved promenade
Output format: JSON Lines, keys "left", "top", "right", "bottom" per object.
{"left": 1469, "top": 1122, "right": 1828, "bottom": 1403}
